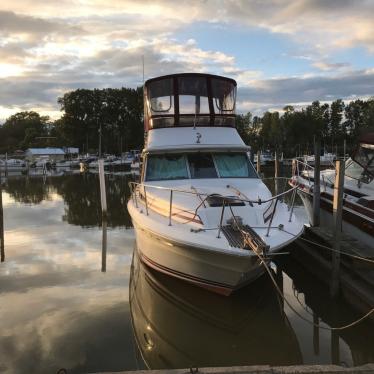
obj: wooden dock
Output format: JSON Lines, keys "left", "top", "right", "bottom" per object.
{"left": 291, "top": 226, "right": 374, "bottom": 319}
{"left": 90, "top": 363, "right": 374, "bottom": 374}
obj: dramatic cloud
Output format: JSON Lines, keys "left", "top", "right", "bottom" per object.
{"left": 0, "top": 1, "right": 373, "bottom": 120}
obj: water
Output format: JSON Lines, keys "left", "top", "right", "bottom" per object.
{"left": 0, "top": 170, "right": 372, "bottom": 373}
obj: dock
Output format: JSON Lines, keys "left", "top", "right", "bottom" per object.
{"left": 90, "top": 364, "right": 374, "bottom": 374}
{"left": 290, "top": 226, "right": 374, "bottom": 319}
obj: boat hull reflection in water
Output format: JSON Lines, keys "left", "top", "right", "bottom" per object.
{"left": 129, "top": 247, "right": 302, "bottom": 369}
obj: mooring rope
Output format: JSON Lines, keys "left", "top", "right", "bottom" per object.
{"left": 227, "top": 206, "right": 374, "bottom": 331}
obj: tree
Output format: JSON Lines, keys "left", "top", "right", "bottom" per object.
{"left": 0, "top": 111, "right": 50, "bottom": 153}
{"left": 54, "top": 87, "right": 144, "bottom": 154}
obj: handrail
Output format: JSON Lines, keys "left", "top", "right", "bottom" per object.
{"left": 128, "top": 181, "right": 300, "bottom": 206}
{"left": 129, "top": 180, "right": 300, "bottom": 240}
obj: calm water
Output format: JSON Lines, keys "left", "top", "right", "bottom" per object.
{"left": 0, "top": 169, "right": 372, "bottom": 373}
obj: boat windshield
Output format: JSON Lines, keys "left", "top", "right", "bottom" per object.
{"left": 347, "top": 143, "right": 374, "bottom": 183}
{"left": 146, "top": 152, "right": 257, "bottom": 181}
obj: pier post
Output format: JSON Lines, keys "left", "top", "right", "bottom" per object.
{"left": 256, "top": 151, "right": 261, "bottom": 174}
{"left": 98, "top": 159, "right": 107, "bottom": 216}
{"left": 313, "top": 312, "right": 320, "bottom": 355}
{"left": 101, "top": 216, "right": 107, "bottom": 272}
{"left": 275, "top": 263, "right": 284, "bottom": 311}
{"left": 0, "top": 177, "right": 4, "bottom": 262}
{"left": 330, "top": 160, "right": 345, "bottom": 297}
{"left": 274, "top": 151, "right": 280, "bottom": 195}
{"left": 312, "top": 139, "right": 321, "bottom": 227}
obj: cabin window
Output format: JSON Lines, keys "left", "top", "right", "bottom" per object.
{"left": 187, "top": 154, "right": 218, "bottom": 178}
{"left": 214, "top": 153, "right": 256, "bottom": 178}
{"left": 148, "top": 78, "right": 174, "bottom": 114}
{"left": 146, "top": 154, "right": 188, "bottom": 181}
{"left": 178, "top": 76, "right": 210, "bottom": 115}
{"left": 211, "top": 78, "right": 236, "bottom": 113}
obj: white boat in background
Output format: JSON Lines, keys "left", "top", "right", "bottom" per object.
{"left": 254, "top": 150, "right": 273, "bottom": 165}
{"left": 302, "top": 151, "right": 336, "bottom": 166}
{"left": 0, "top": 158, "right": 27, "bottom": 171}
{"left": 290, "top": 133, "right": 374, "bottom": 249}
{"left": 127, "top": 73, "right": 304, "bottom": 296}
{"left": 55, "top": 159, "right": 80, "bottom": 168}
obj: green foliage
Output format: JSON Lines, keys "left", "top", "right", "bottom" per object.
{"left": 0, "top": 111, "right": 50, "bottom": 153}
{"left": 54, "top": 87, "right": 144, "bottom": 154}
{"left": 237, "top": 98, "right": 374, "bottom": 156}
{"left": 2, "top": 92, "right": 373, "bottom": 157}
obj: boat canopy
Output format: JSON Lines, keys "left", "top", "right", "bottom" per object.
{"left": 352, "top": 132, "right": 374, "bottom": 179}
{"left": 144, "top": 73, "right": 237, "bottom": 131}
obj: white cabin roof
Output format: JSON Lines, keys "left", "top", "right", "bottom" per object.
{"left": 26, "top": 148, "right": 65, "bottom": 155}
{"left": 145, "top": 127, "right": 249, "bottom": 153}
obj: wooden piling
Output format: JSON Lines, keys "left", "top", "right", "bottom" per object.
{"left": 330, "top": 160, "right": 345, "bottom": 297}
{"left": 0, "top": 177, "right": 4, "bottom": 262}
{"left": 274, "top": 151, "right": 280, "bottom": 195}
{"left": 313, "top": 312, "right": 320, "bottom": 355}
{"left": 256, "top": 151, "right": 261, "bottom": 174}
{"left": 98, "top": 159, "right": 107, "bottom": 216}
{"left": 101, "top": 217, "right": 107, "bottom": 272}
{"left": 312, "top": 140, "right": 321, "bottom": 227}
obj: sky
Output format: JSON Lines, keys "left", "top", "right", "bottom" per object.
{"left": 0, "top": 0, "right": 374, "bottom": 122}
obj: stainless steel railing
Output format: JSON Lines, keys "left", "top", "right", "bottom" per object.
{"left": 128, "top": 181, "right": 300, "bottom": 237}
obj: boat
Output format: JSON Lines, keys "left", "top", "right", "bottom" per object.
{"left": 301, "top": 150, "right": 336, "bottom": 167}
{"left": 127, "top": 73, "right": 304, "bottom": 296}
{"left": 129, "top": 249, "right": 302, "bottom": 369}
{"left": 254, "top": 150, "right": 273, "bottom": 165}
{"left": 88, "top": 155, "right": 132, "bottom": 170}
{"left": 0, "top": 158, "right": 27, "bottom": 171}
{"left": 290, "top": 133, "right": 374, "bottom": 249}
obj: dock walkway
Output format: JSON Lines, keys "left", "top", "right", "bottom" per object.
{"left": 91, "top": 363, "right": 374, "bottom": 374}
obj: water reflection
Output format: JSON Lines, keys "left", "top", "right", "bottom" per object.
{"left": 3, "top": 172, "right": 134, "bottom": 228}
{"left": 279, "top": 254, "right": 374, "bottom": 366}
{"left": 0, "top": 173, "right": 138, "bottom": 373}
{"left": 130, "top": 249, "right": 303, "bottom": 369}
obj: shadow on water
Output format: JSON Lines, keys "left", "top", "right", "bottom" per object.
{"left": 130, "top": 248, "right": 303, "bottom": 369}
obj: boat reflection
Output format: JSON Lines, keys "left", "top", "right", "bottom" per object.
{"left": 129, "top": 248, "right": 303, "bottom": 369}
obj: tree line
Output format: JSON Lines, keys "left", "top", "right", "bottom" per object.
{"left": 0, "top": 88, "right": 373, "bottom": 156}
{"left": 0, "top": 87, "right": 144, "bottom": 154}
{"left": 236, "top": 98, "right": 374, "bottom": 156}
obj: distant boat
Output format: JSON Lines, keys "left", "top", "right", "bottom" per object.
{"left": 0, "top": 158, "right": 27, "bottom": 171}
{"left": 301, "top": 151, "right": 336, "bottom": 166}
{"left": 254, "top": 150, "right": 274, "bottom": 165}
{"left": 290, "top": 133, "right": 374, "bottom": 248}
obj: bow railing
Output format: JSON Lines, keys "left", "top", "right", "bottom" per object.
{"left": 128, "top": 181, "right": 300, "bottom": 240}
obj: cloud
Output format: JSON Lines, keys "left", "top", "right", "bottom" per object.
{"left": 0, "top": 1, "right": 373, "bottom": 120}
{"left": 236, "top": 69, "right": 374, "bottom": 113}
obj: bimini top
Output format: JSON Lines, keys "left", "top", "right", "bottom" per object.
{"left": 143, "top": 73, "right": 237, "bottom": 131}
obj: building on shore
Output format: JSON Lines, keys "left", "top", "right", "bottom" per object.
{"left": 25, "top": 148, "right": 65, "bottom": 162}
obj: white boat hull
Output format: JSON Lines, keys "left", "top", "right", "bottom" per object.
{"left": 298, "top": 189, "right": 373, "bottom": 249}
{"left": 133, "top": 221, "right": 265, "bottom": 296}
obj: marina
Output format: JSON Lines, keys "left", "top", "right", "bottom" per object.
{"left": 0, "top": 164, "right": 373, "bottom": 373}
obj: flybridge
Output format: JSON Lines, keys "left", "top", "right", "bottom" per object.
{"left": 143, "top": 73, "right": 237, "bottom": 131}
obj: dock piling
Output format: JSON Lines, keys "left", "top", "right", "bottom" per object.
{"left": 0, "top": 177, "right": 4, "bottom": 262}
{"left": 98, "top": 159, "right": 107, "bottom": 216}
{"left": 312, "top": 139, "right": 321, "bottom": 227}
{"left": 101, "top": 216, "right": 107, "bottom": 272}
{"left": 330, "top": 160, "right": 345, "bottom": 297}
